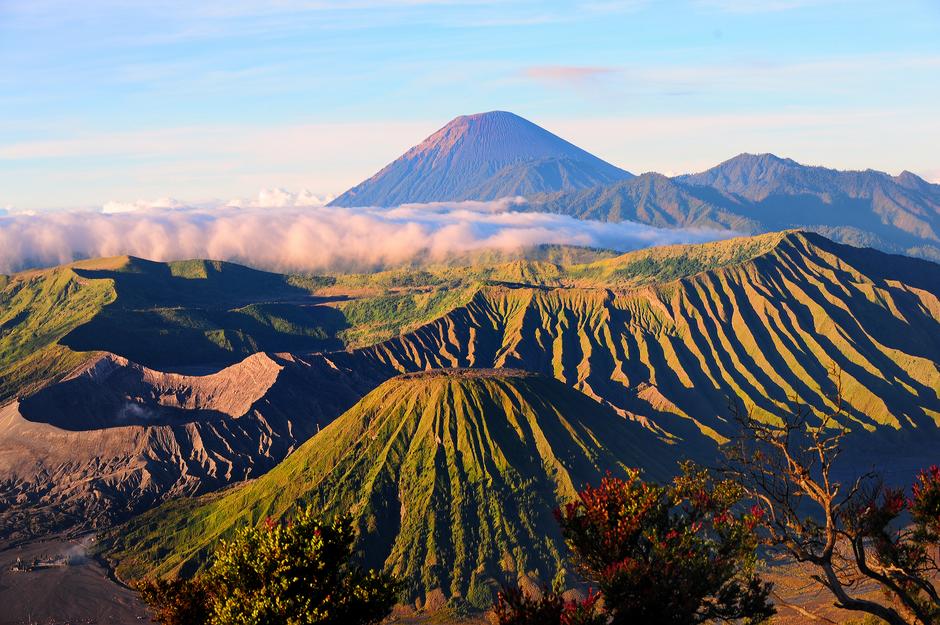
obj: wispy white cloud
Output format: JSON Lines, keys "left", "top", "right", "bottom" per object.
{"left": 0, "top": 120, "right": 437, "bottom": 209}
{"left": 102, "top": 197, "right": 187, "bottom": 214}
{"left": 518, "top": 53, "right": 940, "bottom": 98}
{"left": 519, "top": 65, "right": 616, "bottom": 87}
{"left": 544, "top": 108, "right": 940, "bottom": 178}
{"left": 228, "top": 188, "right": 335, "bottom": 208}
{"left": 0, "top": 0, "right": 633, "bottom": 42}
{"left": 692, "top": 0, "right": 843, "bottom": 13}
{"left": 0, "top": 199, "right": 736, "bottom": 274}
{"left": 3, "top": 103, "right": 937, "bottom": 211}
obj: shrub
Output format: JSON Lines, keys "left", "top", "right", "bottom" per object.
{"left": 495, "top": 465, "right": 774, "bottom": 625}
{"left": 139, "top": 506, "right": 401, "bottom": 625}
{"left": 493, "top": 585, "right": 605, "bottom": 625}
{"left": 555, "top": 464, "right": 774, "bottom": 625}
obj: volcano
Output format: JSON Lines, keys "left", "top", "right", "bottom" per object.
{"left": 329, "top": 111, "right": 632, "bottom": 207}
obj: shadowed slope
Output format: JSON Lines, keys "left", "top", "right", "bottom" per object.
{"left": 104, "top": 370, "right": 674, "bottom": 609}
{"left": 0, "top": 255, "right": 341, "bottom": 401}
{"left": 61, "top": 256, "right": 343, "bottom": 369}
{"left": 0, "top": 262, "right": 117, "bottom": 401}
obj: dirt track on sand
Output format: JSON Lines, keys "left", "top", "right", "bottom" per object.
{"left": 0, "top": 535, "right": 151, "bottom": 625}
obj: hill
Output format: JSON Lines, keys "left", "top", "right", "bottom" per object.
{"left": 326, "top": 111, "right": 940, "bottom": 260}
{"left": 680, "top": 153, "right": 940, "bottom": 260}
{"left": 0, "top": 256, "right": 342, "bottom": 402}
{"left": 2, "top": 231, "right": 938, "bottom": 543}
{"left": 344, "top": 231, "right": 939, "bottom": 446}
{"left": 0, "top": 260, "right": 121, "bottom": 402}
{"left": 329, "top": 111, "right": 631, "bottom": 207}
{"left": 0, "top": 245, "right": 619, "bottom": 400}
{"left": 528, "top": 172, "right": 756, "bottom": 232}
{"left": 531, "top": 153, "right": 940, "bottom": 261}
{"left": 102, "top": 369, "right": 675, "bottom": 611}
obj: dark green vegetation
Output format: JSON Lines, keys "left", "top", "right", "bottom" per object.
{"left": 493, "top": 585, "right": 605, "bottom": 625}
{"left": 2, "top": 229, "right": 938, "bottom": 621}
{"left": 103, "top": 370, "right": 674, "bottom": 609}
{"left": 60, "top": 257, "right": 342, "bottom": 369}
{"left": 138, "top": 508, "right": 399, "bottom": 625}
{"left": 556, "top": 467, "right": 773, "bottom": 625}
{"left": 497, "top": 467, "right": 774, "bottom": 625}
{"left": 0, "top": 255, "right": 339, "bottom": 401}
{"left": 0, "top": 260, "right": 116, "bottom": 401}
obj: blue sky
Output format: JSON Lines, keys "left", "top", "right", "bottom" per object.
{"left": 1, "top": 0, "right": 939, "bottom": 210}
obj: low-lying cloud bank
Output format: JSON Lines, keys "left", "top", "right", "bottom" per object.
{"left": 0, "top": 198, "right": 738, "bottom": 274}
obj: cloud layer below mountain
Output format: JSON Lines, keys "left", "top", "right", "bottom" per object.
{"left": 0, "top": 199, "right": 737, "bottom": 274}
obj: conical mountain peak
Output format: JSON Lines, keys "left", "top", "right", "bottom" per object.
{"left": 330, "top": 111, "right": 631, "bottom": 207}
{"left": 408, "top": 110, "right": 602, "bottom": 164}
{"left": 105, "top": 369, "right": 673, "bottom": 603}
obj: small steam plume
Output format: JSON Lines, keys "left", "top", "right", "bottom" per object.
{"left": 116, "top": 402, "right": 158, "bottom": 423}
{"left": 62, "top": 542, "right": 87, "bottom": 565}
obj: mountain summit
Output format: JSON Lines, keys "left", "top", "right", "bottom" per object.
{"left": 329, "top": 111, "right": 631, "bottom": 207}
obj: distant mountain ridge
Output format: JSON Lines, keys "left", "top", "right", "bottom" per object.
{"left": 681, "top": 153, "right": 940, "bottom": 259}
{"left": 530, "top": 153, "right": 940, "bottom": 260}
{"left": 329, "top": 111, "right": 632, "bottom": 207}
{"left": 527, "top": 172, "right": 757, "bottom": 231}
{"left": 330, "top": 111, "right": 940, "bottom": 260}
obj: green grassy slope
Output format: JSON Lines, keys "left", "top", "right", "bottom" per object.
{"left": 0, "top": 256, "right": 351, "bottom": 400}
{"left": 0, "top": 246, "right": 615, "bottom": 390}
{"left": 60, "top": 257, "right": 346, "bottom": 369}
{"left": 562, "top": 230, "right": 787, "bottom": 286}
{"left": 0, "top": 264, "right": 116, "bottom": 400}
{"left": 4, "top": 232, "right": 936, "bottom": 445}
{"left": 344, "top": 232, "right": 940, "bottom": 446}
{"left": 321, "top": 235, "right": 786, "bottom": 347}
{"left": 14, "top": 230, "right": 940, "bottom": 607}
{"left": 0, "top": 236, "right": 785, "bottom": 389}
{"left": 104, "top": 370, "right": 674, "bottom": 609}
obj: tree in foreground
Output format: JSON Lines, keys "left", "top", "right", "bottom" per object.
{"left": 496, "top": 464, "right": 774, "bottom": 625}
{"left": 137, "top": 506, "right": 400, "bottom": 625}
{"left": 724, "top": 391, "right": 940, "bottom": 625}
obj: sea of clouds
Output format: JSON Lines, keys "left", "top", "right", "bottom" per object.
{"left": 0, "top": 192, "right": 739, "bottom": 274}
